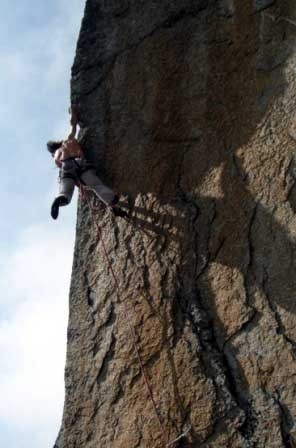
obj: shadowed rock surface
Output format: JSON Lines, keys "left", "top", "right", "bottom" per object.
{"left": 55, "top": 1, "right": 296, "bottom": 447}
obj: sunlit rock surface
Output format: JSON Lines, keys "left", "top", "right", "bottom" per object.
{"left": 55, "top": 1, "right": 296, "bottom": 447}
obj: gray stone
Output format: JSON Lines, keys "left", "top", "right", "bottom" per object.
{"left": 55, "top": 1, "right": 296, "bottom": 447}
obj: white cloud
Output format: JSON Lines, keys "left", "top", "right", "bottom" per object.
{"left": 0, "top": 2, "right": 85, "bottom": 444}
{"left": 0, "top": 222, "right": 75, "bottom": 445}
{"left": 0, "top": 224, "right": 74, "bottom": 308}
{"left": 0, "top": 0, "right": 84, "bottom": 132}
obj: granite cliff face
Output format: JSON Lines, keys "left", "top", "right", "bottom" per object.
{"left": 55, "top": 1, "right": 296, "bottom": 447}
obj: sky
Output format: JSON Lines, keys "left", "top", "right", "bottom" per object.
{"left": 0, "top": 1, "right": 85, "bottom": 447}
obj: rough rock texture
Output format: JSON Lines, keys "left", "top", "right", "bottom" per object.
{"left": 55, "top": 1, "right": 296, "bottom": 447}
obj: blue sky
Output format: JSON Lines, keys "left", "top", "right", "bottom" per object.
{"left": 0, "top": 1, "right": 85, "bottom": 447}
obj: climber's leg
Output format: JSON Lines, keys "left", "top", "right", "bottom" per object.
{"left": 80, "top": 169, "right": 116, "bottom": 206}
{"left": 51, "top": 178, "right": 76, "bottom": 219}
{"left": 58, "top": 177, "right": 76, "bottom": 204}
{"left": 51, "top": 160, "right": 77, "bottom": 220}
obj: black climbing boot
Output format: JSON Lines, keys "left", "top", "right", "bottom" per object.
{"left": 112, "top": 206, "right": 128, "bottom": 218}
{"left": 51, "top": 196, "right": 68, "bottom": 220}
{"left": 110, "top": 194, "right": 119, "bottom": 207}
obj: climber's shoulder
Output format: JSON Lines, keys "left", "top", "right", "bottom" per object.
{"left": 64, "top": 137, "right": 82, "bottom": 150}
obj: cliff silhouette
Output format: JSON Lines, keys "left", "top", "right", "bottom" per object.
{"left": 55, "top": 1, "right": 296, "bottom": 447}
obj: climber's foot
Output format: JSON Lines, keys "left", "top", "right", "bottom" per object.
{"left": 51, "top": 196, "right": 68, "bottom": 220}
{"left": 112, "top": 206, "right": 128, "bottom": 218}
{"left": 110, "top": 194, "right": 119, "bottom": 206}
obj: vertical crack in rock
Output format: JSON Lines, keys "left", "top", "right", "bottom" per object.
{"left": 274, "top": 394, "right": 295, "bottom": 448}
{"left": 262, "top": 273, "right": 296, "bottom": 357}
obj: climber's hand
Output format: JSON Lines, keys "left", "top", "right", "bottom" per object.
{"left": 69, "top": 105, "right": 78, "bottom": 116}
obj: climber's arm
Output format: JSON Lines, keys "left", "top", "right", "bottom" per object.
{"left": 67, "top": 105, "right": 78, "bottom": 140}
{"left": 54, "top": 149, "right": 63, "bottom": 167}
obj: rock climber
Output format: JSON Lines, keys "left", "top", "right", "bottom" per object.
{"left": 47, "top": 105, "right": 127, "bottom": 220}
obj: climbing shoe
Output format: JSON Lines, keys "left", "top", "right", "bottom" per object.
{"left": 112, "top": 206, "right": 128, "bottom": 218}
{"left": 51, "top": 196, "right": 68, "bottom": 220}
{"left": 110, "top": 194, "right": 119, "bottom": 206}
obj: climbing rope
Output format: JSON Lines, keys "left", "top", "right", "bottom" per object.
{"left": 79, "top": 185, "right": 169, "bottom": 447}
